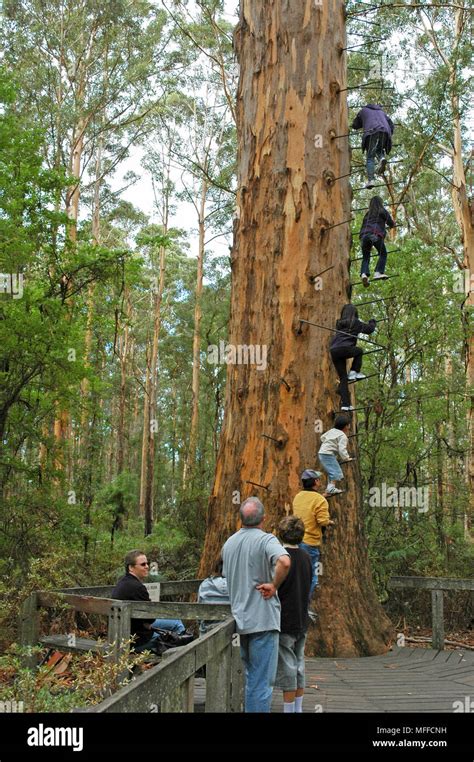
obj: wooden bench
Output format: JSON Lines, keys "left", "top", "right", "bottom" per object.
{"left": 39, "top": 635, "right": 108, "bottom": 655}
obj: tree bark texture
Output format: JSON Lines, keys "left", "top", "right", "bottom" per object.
{"left": 199, "top": 0, "right": 393, "bottom": 657}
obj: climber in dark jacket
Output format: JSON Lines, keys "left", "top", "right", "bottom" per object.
{"left": 330, "top": 304, "right": 376, "bottom": 411}
{"left": 352, "top": 104, "right": 394, "bottom": 188}
{"left": 359, "top": 196, "right": 395, "bottom": 285}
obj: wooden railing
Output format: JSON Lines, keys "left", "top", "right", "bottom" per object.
{"left": 90, "top": 618, "right": 243, "bottom": 713}
{"left": 19, "top": 578, "right": 243, "bottom": 712}
{"left": 388, "top": 576, "right": 474, "bottom": 650}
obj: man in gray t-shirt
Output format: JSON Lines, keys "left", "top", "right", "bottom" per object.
{"left": 222, "top": 497, "right": 290, "bottom": 713}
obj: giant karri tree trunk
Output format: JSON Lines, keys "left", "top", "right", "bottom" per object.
{"left": 200, "top": 0, "right": 393, "bottom": 657}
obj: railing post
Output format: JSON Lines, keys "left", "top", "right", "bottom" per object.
{"left": 431, "top": 590, "right": 445, "bottom": 650}
{"left": 184, "top": 674, "right": 195, "bottom": 712}
{"left": 107, "top": 602, "right": 131, "bottom": 682}
{"left": 19, "top": 592, "right": 39, "bottom": 669}
{"left": 160, "top": 676, "right": 194, "bottom": 712}
{"left": 230, "top": 634, "right": 244, "bottom": 713}
{"left": 206, "top": 642, "right": 232, "bottom": 713}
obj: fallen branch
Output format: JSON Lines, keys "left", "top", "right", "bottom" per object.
{"left": 405, "top": 635, "right": 474, "bottom": 650}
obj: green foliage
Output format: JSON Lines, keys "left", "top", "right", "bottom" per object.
{"left": 0, "top": 1, "right": 472, "bottom": 710}
{"left": 0, "top": 643, "right": 147, "bottom": 711}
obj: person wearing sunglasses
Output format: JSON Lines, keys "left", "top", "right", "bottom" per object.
{"left": 112, "top": 550, "right": 188, "bottom": 652}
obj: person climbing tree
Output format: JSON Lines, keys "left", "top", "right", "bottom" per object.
{"left": 292, "top": 470, "right": 334, "bottom": 607}
{"left": 351, "top": 103, "right": 394, "bottom": 189}
{"left": 318, "top": 415, "right": 354, "bottom": 495}
{"left": 359, "top": 195, "right": 395, "bottom": 286}
{"left": 330, "top": 304, "right": 377, "bottom": 412}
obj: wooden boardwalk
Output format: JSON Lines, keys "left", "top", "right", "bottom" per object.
{"left": 271, "top": 646, "right": 474, "bottom": 713}
{"left": 193, "top": 646, "right": 474, "bottom": 712}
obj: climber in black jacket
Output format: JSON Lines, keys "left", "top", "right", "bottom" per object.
{"left": 330, "top": 304, "right": 376, "bottom": 411}
{"left": 359, "top": 196, "right": 395, "bottom": 286}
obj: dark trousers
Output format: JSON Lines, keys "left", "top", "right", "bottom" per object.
{"left": 360, "top": 234, "right": 387, "bottom": 276}
{"left": 365, "top": 131, "right": 387, "bottom": 181}
{"left": 331, "top": 346, "right": 363, "bottom": 407}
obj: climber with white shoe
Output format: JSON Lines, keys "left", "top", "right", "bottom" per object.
{"left": 329, "top": 303, "right": 377, "bottom": 412}
{"left": 318, "top": 414, "right": 354, "bottom": 495}
{"left": 359, "top": 196, "right": 395, "bottom": 287}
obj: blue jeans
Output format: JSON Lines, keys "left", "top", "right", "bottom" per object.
{"left": 239, "top": 630, "right": 279, "bottom": 712}
{"left": 360, "top": 234, "right": 387, "bottom": 276}
{"left": 299, "top": 543, "right": 321, "bottom": 597}
{"left": 319, "top": 453, "right": 343, "bottom": 482}
{"left": 365, "top": 131, "right": 386, "bottom": 181}
{"left": 151, "top": 619, "right": 185, "bottom": 635}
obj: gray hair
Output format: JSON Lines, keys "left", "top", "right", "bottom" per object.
{"left": 240, "top": 497, "right": 264, "bottom": 526}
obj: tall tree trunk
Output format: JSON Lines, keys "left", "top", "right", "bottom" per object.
{"left": 130, "top": 367, "right": 140, "bottom": 494}
{"left": 116, "top": 291, "right": 132, "bottom": 476}
{"left": 53, "top": 72, "right": 87, "bottom": 475}
{"left": 419, "top": 7, "right": 473, "bottom": 536}
{"left": 435, "top": 422, "right": 445, "bottom": 549}
{"left": 139, "top": 237, "right": 167, "bottom": 534}
{"left": 449, "top": 25, "right": 474, "bottom": 535}
{"left": 183, "top": 179, "right": 207, "bottom": 484}
{"left": 199, "top": 0, "right": 392, "bottom": 657}
{"left": 139, "top": 358, "right": 151, "bottom": 516}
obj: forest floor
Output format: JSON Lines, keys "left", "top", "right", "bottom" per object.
{"left": 401, "top": 625, "right": 474, "bottom": 650}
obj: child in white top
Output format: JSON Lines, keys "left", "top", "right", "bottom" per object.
{"left": 318, "top": 414, "right": 353, "bottom": 495}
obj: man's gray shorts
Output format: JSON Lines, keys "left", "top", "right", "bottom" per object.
{"left": 274, "top": 631, "right": 306, "bottom": 691}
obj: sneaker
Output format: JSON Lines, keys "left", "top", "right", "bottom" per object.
{"left": 361, "top": 273, "right": 370, "bottom": 287}
{"left": 325, "top": 485, "right": 343, "bottom": 495}
{"left": 365, "top": 180, "right": 375, "bottom": 189}
{"left": 354, "top": 372, "right": 366, "bottom": 380}
{"left": 341, "top": 405, "right": 355, "bottom": 411}
{"left": 308, "top": 610, "right": 318, "bottom": 623}
{"left": 347, "top": 370, "right": 357, "bottom": 381}
{"left": 373, "top": 271, "right": 389, "bottom": 280}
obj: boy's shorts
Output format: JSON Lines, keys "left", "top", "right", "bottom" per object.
{"left": 318, "top": 453, "right": 344, "bottom": 481}
{"left": 274, "top": 631, "right": 307, "bottom": 691}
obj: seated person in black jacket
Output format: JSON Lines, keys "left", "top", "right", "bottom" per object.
{"left": 111, "top": 550, "right": 189, "bottom": 652}
{"left": 329, "top": 304, "right": 376, "bottom": 412}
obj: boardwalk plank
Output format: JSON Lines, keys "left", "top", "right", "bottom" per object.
{"left": 271, "top": 647, "right": 473, "bottom": 714}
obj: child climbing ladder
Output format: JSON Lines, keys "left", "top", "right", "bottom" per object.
{"left": 318, "top": 415, "right": 354, "bottom": 495}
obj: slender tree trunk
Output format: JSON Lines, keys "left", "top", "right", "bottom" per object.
{"left": 130, "top": 371, "right": 140, "bottom": 491}
{"left": 171, "top": 386, "right": 177, "bottom": 502}
{"left": 435, "top": 422, "right": 445, "bottom": 549}
{"left": 183, "top": 179, "right": 207, "bottom": 484}
{"left": 449, "top": 21, "right": 474, "bottom": 534}
{"left": 139, "top": 358, "right": 151, "bottom": 516}
{"left": 139, "top": 232, "right": 167, "bottom": 532}
{"left": 420, "top": 7, "right": 473, "bottom": 536}
{"left": 117, "top": 291, "right": 132, "bottom": 476}
{"left": 199, "top": 0, "right": 392, "bottom": 656}
{"left": 53, "top": 68, "right": 87, "bottom": 475}
{"left": 143, "top": 242, "right": 166, "bottom": 535}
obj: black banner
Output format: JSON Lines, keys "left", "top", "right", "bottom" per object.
{"left": 0, "top": 712, "right": 472, "bottom": 757}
